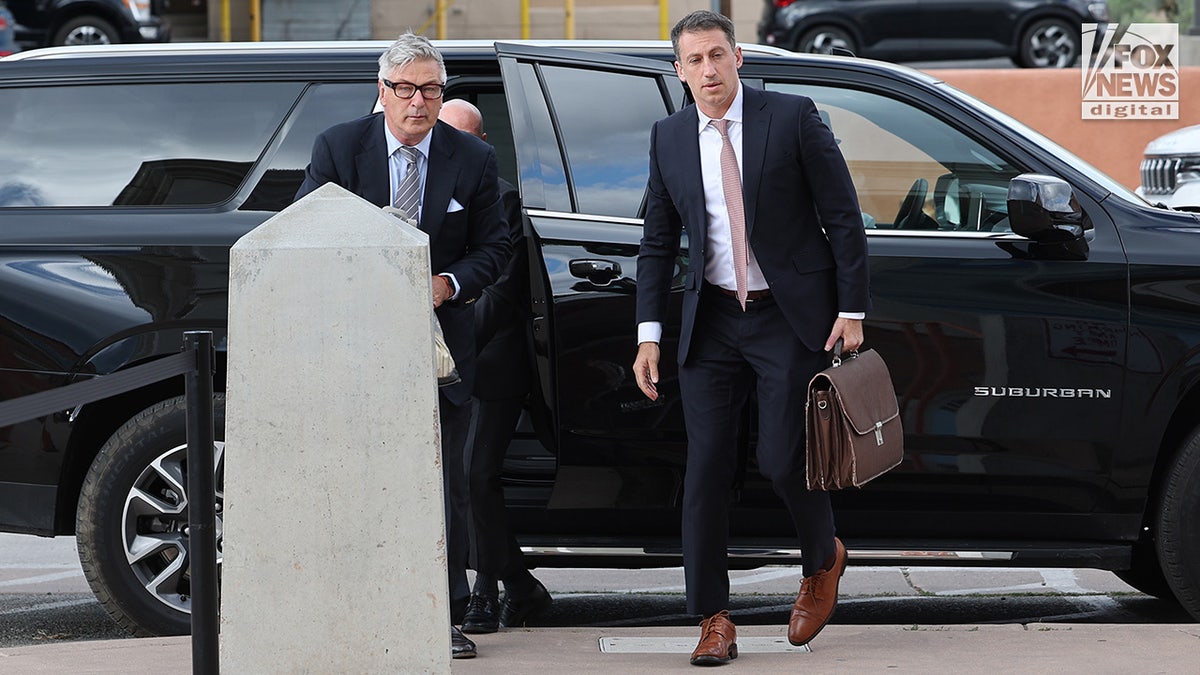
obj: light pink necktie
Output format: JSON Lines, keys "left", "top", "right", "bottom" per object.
{"left": 712, "top": 119, "right": 748, "bottom": 310}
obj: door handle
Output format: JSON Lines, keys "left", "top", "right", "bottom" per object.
{"left": 569, "top": 259, "right": 622, "bottom": 286}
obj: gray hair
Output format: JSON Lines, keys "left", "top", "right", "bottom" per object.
{"left": 377, "top": 32, "right": 447, "bottom": 82}
{"left": 670, "top": 10, "right": 736, "bottom": 61}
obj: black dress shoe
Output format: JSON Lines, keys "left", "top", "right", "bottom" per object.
{"left": 462, "top": 592, "right": 500, "bottom": 634}
{"left": 499, "top": 580, "right": 552, "bottom": 628}
{"left": 450, "top": 625, "right": 477, "bottom": 659}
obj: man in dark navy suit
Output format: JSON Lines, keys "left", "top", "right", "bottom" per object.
{"left": 437, "top": 98, "right": 552, "bottom": 634}
{"left": 633, "top": 10, "right": 871, "bottom": 667}
{"left": 295, "top": 33, "right": 510, "bottom": 660}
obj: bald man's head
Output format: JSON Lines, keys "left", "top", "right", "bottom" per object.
{"left": 439, "top": 98, "right": 485, "bottom": 140}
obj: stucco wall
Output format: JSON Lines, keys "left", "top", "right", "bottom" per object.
{"left": 926, "top": 67, "right": 1200, "bottom": 192}
{"left": 371, "top": 0, "right": 720, "bottom": 41}
{"left": 204, "top": 1, "right": 762, "bottom": 43}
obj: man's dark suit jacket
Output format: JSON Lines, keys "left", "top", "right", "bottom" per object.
{"left": 636, "top": 85, "right": 871, "bottom": 362}
{"left": 473, "top": 177, "right": 531, "bottom": 401}
{"left": 295, "top": 113, "right": 511, "bottom": 404}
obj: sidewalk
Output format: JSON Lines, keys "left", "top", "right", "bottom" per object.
{"left": 3, "top": 564, "right": 1197, "bottom": 672}
{"left": 2, "top": 623, "right": 1199, "bottom": 673}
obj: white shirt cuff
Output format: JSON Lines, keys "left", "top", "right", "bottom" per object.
{"left": 637, "top": 321, "right": 662, "bottom": 344}
{"left": 439, "top": 273, "right": 460, "bottom": 300}
{"left": 839, "top": 312, "right": 866, "bottom": 320}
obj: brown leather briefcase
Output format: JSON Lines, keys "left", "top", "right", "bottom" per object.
{"left": 805, "top": 344, "right": 903, "bottom": 490}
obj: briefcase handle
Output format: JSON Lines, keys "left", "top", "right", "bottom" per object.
{"left": 830, "top": 337, "right": 860, "bottom": 368}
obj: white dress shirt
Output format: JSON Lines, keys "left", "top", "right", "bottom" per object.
{"left": 385, "top": 125, "right": 432, "bottom": 222}
{"left": 695, "top": 85, "right": 770, "bottom": 297}
{"left": 385, "top": 125, "right": 460, "bottom": 299}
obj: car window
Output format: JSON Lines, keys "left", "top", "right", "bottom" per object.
{"left": 767, "top": 82, "right": 1022, "bottom": 232}
{"left": 444, "top": 88, "right": 518, "bottom": 187}
{"left": 504, "top": 61, "right": 571, "bottom": 213}
{"left": 242, "top": 82, "right": 378, "bottom": 211}
{"left": 0, "top": 82, "right": 302, "bottom": 207}
{"left": 538, "top": 65, "right": 671, "bottom": 219}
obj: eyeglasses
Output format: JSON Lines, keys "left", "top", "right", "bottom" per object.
{"left": 382, "top": 79, "right": 445, "bottom": 100}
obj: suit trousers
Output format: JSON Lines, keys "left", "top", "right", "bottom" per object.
{"left": 439, "top": 391, "right": 473, "bottom": 623}
{"left": 677, "top": 289, "right": 837, "bottom": 617}
{"left": 466, "top": 396, "right": 530, "bottom": 585}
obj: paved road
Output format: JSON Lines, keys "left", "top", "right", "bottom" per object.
{"left": 1, "top": 533, "right": 1192, "bottom": 649}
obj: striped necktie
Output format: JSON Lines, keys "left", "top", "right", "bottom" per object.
{"left": 393, "top": 145, "right": 423, "bottom": 220}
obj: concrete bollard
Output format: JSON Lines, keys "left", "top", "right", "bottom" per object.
{"left": 221, "top": 183, "right": 449, "bottom": 673}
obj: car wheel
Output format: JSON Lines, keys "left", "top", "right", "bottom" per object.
{"left": 53, "top": 16, "right": 120, "bottom": 46}
{"left": 797, "top": 26, "right": 857, "bottom": 56}
{"left": 1016, "top": 18, "right": 1079, "bottom": 68}
{"left": 1156, "top": 426, "right": 1200, "bottom": 620}
{"left": 76, "top": 394, "right": 225, "bottom": 637}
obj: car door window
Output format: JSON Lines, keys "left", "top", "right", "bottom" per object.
{"left": 0, "top": 82, "right": 303, "bottom": 207}
{"left": 242, "top": 82, "right": 379, "bottom": 211}
{"left": 538, "top": 65, "right": 673, "bottom": 219}
{"left": 767, "top": 83, "right": 1022, "bottom": 233}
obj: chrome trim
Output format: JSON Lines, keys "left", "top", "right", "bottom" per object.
{"left": 863, "top": 229, "right": 1023, "bottom": 240}
{"left": 526, "top": 208, "right": 644, "bottom": 226}
{"left": 526, "top": 209, "right": 1025, "bottom": 240}
{"left": 521, "top": 546, "right": 1015, "bottom": 561}
{"left": 1140, "top": 157, "right": 1182, "bottom": 195}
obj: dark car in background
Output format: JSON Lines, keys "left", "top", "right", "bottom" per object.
{"left": 0, "top": 1, "right": 19, "bottom": 56}
{"left": 0, "top": 39, "right": 1198, "bottom": 638}
{"left": 8, "top": 0, "right": 169, "bottom": 48}
{"left": 759, "top": 0, "right": 1109, "bottom": 67}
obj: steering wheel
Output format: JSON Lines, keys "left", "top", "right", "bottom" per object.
{"left": 894, "top": 177, "right": 930, "bottom": 229}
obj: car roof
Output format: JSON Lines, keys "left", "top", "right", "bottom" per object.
{"left": 2, "top": 38, "right": 794, "bottom": 60}
{"left": 0, "top": 38, "right": 940, "bottom": 90}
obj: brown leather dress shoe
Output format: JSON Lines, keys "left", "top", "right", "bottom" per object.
{"left": 690, "top": 609, "right": 737, "bottom": 666}
{"left": 788, "top": 537, "right": 847, "bottom": 646}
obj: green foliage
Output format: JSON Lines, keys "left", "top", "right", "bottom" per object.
{"left": 1106, "top": 0, "right": 1193, "bottom": 28}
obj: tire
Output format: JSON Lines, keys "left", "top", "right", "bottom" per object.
{"left": 797, "top": 26, "right": 857, "bottom": 56}
{"left": 1114, "top": 541, "right": 1176, "bottom": 600}
{"left": 1015, "top": 18, "right": 1079, "bottom": 68}
{"left": 53, "top": 16, "right": 120, "bottom": 46}
{"left": 76, "top": 395, "right": 225, "bottom": 637}
{"left": 1156, "top": 426, "right": 1200, "bottom": 620}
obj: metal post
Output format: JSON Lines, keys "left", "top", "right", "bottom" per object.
{"left": 185, "top": 331, "right": 219, "bottom": 675}
{"left": 250, "top": 0, "right": 261, "bottom": 41}
{"left": 565, "top": 0, "right": 575, "bottom": 39}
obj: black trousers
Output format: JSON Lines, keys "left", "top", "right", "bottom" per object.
{"left": 677, "top": 290, "right": 836, "bottom": 617}
{"left": 466, "top": 396, "right": 528, "bottom": 584}
{"left": 440, "top": 392, "right": 473, "bottom": 623}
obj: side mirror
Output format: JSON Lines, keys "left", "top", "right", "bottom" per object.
{"left": 1007, "top": 174, "right": 1089, "bottom": 242}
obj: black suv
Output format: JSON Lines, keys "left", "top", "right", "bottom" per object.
{"left": 0, "top": 39, "right": 1197, "bottom": 637}
{"left": 759, "top": 0, "right": 1110, "bottom": 67}
{"left": 7, "top": 0, "right": 169, "bottom": 48}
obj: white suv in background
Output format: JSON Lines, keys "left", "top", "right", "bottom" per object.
{"left": 1138, "top": 125, "right": 1200, "bottom": 211}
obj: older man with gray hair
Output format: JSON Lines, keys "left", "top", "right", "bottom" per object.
{"left": 296, "top": 33, "right": 511, "bottom": 659}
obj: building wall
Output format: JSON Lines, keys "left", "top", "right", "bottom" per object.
{"left": 261, "top": 0, "right": 371, "bottom": 41}
{"left": 201, "top": 0, "right": 762, "bottom": 44}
